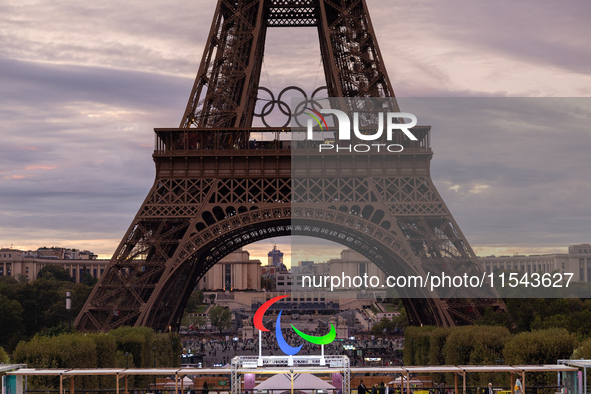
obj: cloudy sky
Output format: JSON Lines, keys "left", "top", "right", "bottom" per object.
{"left": 1, "top": 0, "right": 590, "bottom": 264}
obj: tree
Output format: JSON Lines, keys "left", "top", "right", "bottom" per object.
{"left": 71, "top": 283, "right": 94, "bottom": 317}
{"left": 81, "top": 271, "right": 98, "bottom": 286}
{"left": 372, "top": 317, "right": 394, "bottom": 335}
{"left": 0, "top": 346, "right": 9, "bottom": 364}
{"left": 181, "top": 289, "right": 205, "bottom": 327}
{"left": 37, "top": 265, "right": 72, "bottom": 282}
{"left": 392, "top": 307, "right": 409, "bottom": 330}
{"left": 192, "top": 315, "right": 208, "bottom": 329}
{"left": 185, "top": 289, "right": 204, "bottom": 313}
{"left": 17, "top": 273, "right": 29, "bottom": 283}
{"left": 428, "top": 327, "right": 451, "bottom": 366}
{"left": 182, "top": 314, "right": 208, "bottom": 329}
{"left": 15, "top": 279, "right": 63, "bottom": 337}
{"left": 11, "top": 279, "right": 94, "bottom": 340}
{"left": 0, "top": 294, "right": 23, "bottom": 349}
{"left": 504, "top": 328, "right": 577, "bottom": 365}
{"left": 12, "top": 327, "right": 181, "bottom": 390}
{"left": 209, "top": 305, "right": 233, "bottom": 333}
{"left": 444, "top": 326, "right": 511, "bottom": 366}
{"left": 0, "top": 276, "right": 96, "bottom": 352}
{"left": 573, "top": 337, "right": 591, "bottom": 359}
{"left": 504, "top": 328, "right": 577, "bottom": 386}
{"left": 261, "top": 278, "right": 274, "bottom": 290}
{"left": 474, "top": 307, "right": 510, "bottom": 327}
{"left": 403, "top": 326, "right": 436, "bottom": 366}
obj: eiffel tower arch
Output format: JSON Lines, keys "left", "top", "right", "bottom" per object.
{"left": 76, "top": 0, "right": 505, "bottom": 332}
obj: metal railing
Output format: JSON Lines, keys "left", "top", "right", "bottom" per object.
{"left": 153, "top": 127, "right": 431, "bottom": 154}
{"left": 22, "top": 385, "right": 566, "bottom": 394}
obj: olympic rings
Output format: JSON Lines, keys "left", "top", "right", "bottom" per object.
{"left": 253, "top": 85, "right": 329, "bottom": 128}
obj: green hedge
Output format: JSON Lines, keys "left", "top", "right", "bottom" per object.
{"left": 12, "top": 327, "right": 180, "bottom": 390}
{"left": 0, "top": 347, "right": 9, "bottom": 364}
{"left": 443, "top": 326, "right": 511, "bottom": 386}
{"left": 573, "top": 337, "right": 591, "bottom": 359}
{"left": 403, "top": 326, "right": 436, "bottom": 366}
{"left": 503, "top": 328, "right": 577, "bottom": 387}
{"left": 404, "top": 326, "right": 578, "bottom": 386}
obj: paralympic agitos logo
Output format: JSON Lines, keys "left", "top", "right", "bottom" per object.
{"left": 253, "top": 295, "right": 336, "bottom": 355}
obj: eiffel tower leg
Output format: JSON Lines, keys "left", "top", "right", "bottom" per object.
{"left": 399, "top": 298, "right": 450, "bottom": 327}
{"left": 180, "top": 0, "right": 267, "bottom": 128}
{"left": 76, "top": 165, "right": 296, "bottom": 332}
{"left": 317, "top": 0, "right": 396, "bottom": 99}
{"left": 74, "top": 179, "right": 194, "bottom": 331}
{"left": 371, "top": 174, "right": 506, "bottom": 326}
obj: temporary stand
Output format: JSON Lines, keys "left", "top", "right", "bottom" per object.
{"left": 232, "top": 355, "right": 350, "bottom": 394}
{"left": 7, "top": 363, "right": 577, "bottom": 394}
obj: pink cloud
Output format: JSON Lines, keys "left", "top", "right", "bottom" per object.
{"left": 24, "top": 165, "right": 57, "bottom": 170}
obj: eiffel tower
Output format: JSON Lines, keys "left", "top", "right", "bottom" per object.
{"left": 76, "top": 0, "right": 505, "bottom": 332}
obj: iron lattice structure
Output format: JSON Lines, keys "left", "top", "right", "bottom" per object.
{"left": 76, "top": 0, "right": 505, "bottom": 332}
{"left": 180, "top": 0, "right": 396, "bottom": 129}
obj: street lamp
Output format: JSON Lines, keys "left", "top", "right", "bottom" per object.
{"left": 66, "top": 292, "right": 72, "bottom": 332}
{"left": 125, "top": 352, "right": 130, "bottom": 368}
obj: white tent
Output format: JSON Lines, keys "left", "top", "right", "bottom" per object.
{"left": 254, "top": 373, "right": 335, "bottom": 394}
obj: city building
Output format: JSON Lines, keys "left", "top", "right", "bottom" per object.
{"left": 290, "top": 249, "right": 387, "bottom": 290}
{"left": 478, "top": 243, "right": 591, "bottom": 282}
{"left": 251, "top": 292, "right": 339, "bottom": 315}
{"left": 261, "top": 265, "right": 276, "bottom": 279}
{"left": 0, "top": 247, "right": 106, "bottom": 283}
{"left": 267, "top": 245, "right": 286, "bottom": 271}
{"left": 570, "top": 244, "right": 591, "bottom": 282}
{"left": 377, "top": 312, "right": 401, "bottom": 320}
{"left": 25, "top": 247, "right": 98, "bottom": 260}
{"left": 275, "top": 271, "right": 292, "bottom": 292}
{"left": 479, "top": 254, "right": 568, "bottom": 276}
{"left": 196, "top": 248, "right": 262, "bottom": 291}
{"left": 325, "top": 249, "right": 387, "bottom": 289}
